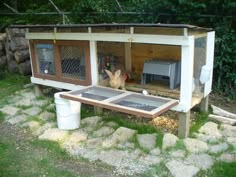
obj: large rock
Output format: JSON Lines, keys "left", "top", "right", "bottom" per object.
{"left": 21, "top": 120, "right": 41, "bottom": 131}
{"left": 183, "top": 138, "right": 208, "bottom": 153}
{"left": 99, "top": 150, "right": 128, "bottom": 167}
{"left": 137, "top": 133, "right": 157, "bottom": 151}
{"left": 185, "top": 153, "right": 214, "bottom": 170}
{"left": 38, "top": 128, "right": 69, "bottom": 142}
{"left": 162, "top": 133, "right": 179, "bottom": 150}
{"left": 227, "top": 137, "right": 236, "bottom": 149}
{"left": 32, "top": 122, "right": 56, "bottom": 136}
{"left": 67, "top": 130, "right": 88, "bottom": 144}
{"left": 193, "top": 132, "right": 222, "bottom": 144}
{"left": 166, "top": 160, "right": 199, "bottom": 177}
{"left": 39, "top": 111, "right": 55, "bottom": 121}
{"left": 6, "top": 114, "right": 28, "bottom": 125}
{"left": 170, "top": 150, "right": 186, "bottom": 159}
{"left": 150, "top": 148, "right": 161, "bottom": 156}
{"left": 93, "top": 126, "right": 115, "bottom": 137}
{"left": 0, "top": 105, "right": 19, "bottom": 116}
{"left": 220, "top": 124, "right": 236, "bottom": 137}
{"left": 102, "top": 127, "right": 136, "bottom": 148}
{"left": 199, "top": 122, "right": 222, "bottom": 137}
{"left": 139, "top": 154, "right": 162, "bottom": 166}
{"left": 22, "top": 107, "right": 41, "bottom": 116}
{"left": 86, "top": 137, "right": 104, "bottom": 149}
{"left": 81, "top": 116, "right": 102, "bottom": 127}
{"left": 209, "top": 143, "right": 229, "bottom": 154}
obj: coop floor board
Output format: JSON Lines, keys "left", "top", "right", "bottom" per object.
{"left": 60, "top": 85, "right": 178, "bottom": 118}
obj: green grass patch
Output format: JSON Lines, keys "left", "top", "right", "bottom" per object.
{"left": 31, "top": 140, "right": 68, "bottom": 157}
{"left": 190, "top": 112, "right": 209, "bottom": 135}
{"left": 197, "top": 161, "right": 236, "bottom": 177}
{"left": 0, "top": 112, "right": 6, "bottom": 122}
{"left": 0, "top": 72, "right": 30, "bottom": 107}
{"left": 26, "top": 116, "right": 46, "bottom": 125}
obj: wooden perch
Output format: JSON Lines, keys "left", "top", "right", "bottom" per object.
{"left": 211, "top": 104, "right": 236, "bottom": 120}
{"left": 209, "top": 114, "right": 236, "bottom": 125}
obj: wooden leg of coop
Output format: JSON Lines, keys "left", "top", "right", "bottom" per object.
{"left": 34, "top": 84, "right": 44, "bottom": 97}
{"left": 94, "top": 106, "right": 103, "bottom": 115}
{"left": 200, "top": 96, "right": 209, "bottom": 113}
{"left": 178, "top": 111, "right": 190, "bottom": 138}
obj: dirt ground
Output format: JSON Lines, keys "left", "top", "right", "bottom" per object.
{"left": 0, "top": 122, "right": 117, "bottom": 177}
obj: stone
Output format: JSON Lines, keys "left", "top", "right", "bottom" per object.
{"left": 81, "top": 116, "right": 102, "bottom": 127}
{"left": 117, "top": 142, "right": 135, "bottom": 149}
{"left": 0, "top": 105, "right": 19, "bottom": 116}
{"left": 139, "top": 154, "right": 162, "bottom": 166}
{"left": 137, "top": 133, "right": 157, "bottom": 151}
{"left": 227, "top": 137, "right": 236, "bottom": 148}
{"left": 183, "top": 138, "right": 208, "bottom": 153}
{"left": 199, "top": 122, "right": 222, "bottom": 137}
{"left": 47, "top": 103, "right": 55, "bottom": 111}
{"left": 99, "top": 150, "right": 128, "bottom": 167}
{"left": 193, "top": 132, "right": 222, "bottom": 144}
{"left": 21, "top": 120, "right": 41, "bottom": 131}
{"left": 86, "top": 137, "right": 104, "bottom": 149}
{"left": 21, "top": 92, "right": 36, "bottom": 100}
{"left": 220, "top": 124, "right": 236, "bottom": 137}
{"left": 166, "top": 160, "right": 199, "bottom": 177}
{"left": 15, "top": 98, "right": 33, "bottom": 107}
{"left": 39, "top": 111, "right": 55, "bottom": 121}
{"left": 209, "top": 143, "right": 229, "bottom": 154}
{"left": 38, "top": 128, "right": 69, "bottom": 142}
{"left": 170, "top": 150, "right": 186, "bottom": 159}
{"left": 32, "top": 122, "right": 56, "bottom": 136}
{"left": 67, "top": 130, "right": 88, "bottom": 144}
{"left": 185, "top": 153, "right": 214, "bottom": 170}
{"left": 93, "top": 126, "right": 115, "bottom": 137}
{"left": 106, "top": 121, "right": 119, "bottom": 127}
{"left": 102, "top": 127, "right": 136, "bottom": 148}
{"left": 150, "top": 148, "right": 161, "bottom": 156}
{"left": 35, "top": 100, "right": 49, "bottom": 107}
{"left": 22, "top": 107, "right": 41, "bottom": 116}
{"left": 162, "top": 133, "right": 179, "bottom": 150}
{"left": 218, "top": 153, "right": 236, "bottom": 163}
{"left": 6, "top": 114, "right": 28, "bottom": 125}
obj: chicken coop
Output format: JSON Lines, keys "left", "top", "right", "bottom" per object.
{"left": 19, "top": 23, "right": 215, "bottom": 137}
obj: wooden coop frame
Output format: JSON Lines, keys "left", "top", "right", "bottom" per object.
{"left": 17, "top": 24, "right": 215, "bottom": 138}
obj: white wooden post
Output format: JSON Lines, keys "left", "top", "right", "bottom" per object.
{"left": 179, "top": 36, "right": 195, "bottom": 112}
{"left": 204, "top": 31, "right": 215, "bottom": 97}
{"left": 89, "top": 40, "right": 98, "bottom": 85}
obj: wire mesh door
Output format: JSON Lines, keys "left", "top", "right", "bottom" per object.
{"left": 60, "top": 45, "right": 86, "bottom": 80}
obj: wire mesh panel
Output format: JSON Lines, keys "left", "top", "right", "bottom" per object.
{"left": 35, "top": 44, "right": 55, "bottom": 75}
{"left": 194, "top": 37, "right": 207, "bottom": 94}
{"left": 60, "top": 45, "right": 86, "bottom": 80}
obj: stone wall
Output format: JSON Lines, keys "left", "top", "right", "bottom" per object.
{"left": 0, "top": 28, "right": 31, "bottom": 75}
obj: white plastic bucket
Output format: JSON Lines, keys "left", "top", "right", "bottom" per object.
{"left": 54, "top": 92, "right": 81, "bottom": 130}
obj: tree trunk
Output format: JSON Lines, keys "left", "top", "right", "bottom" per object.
{"left": 18, "top": 60, "right": 31, "bottom": 75}
{"left": 8, "top": 60, "right": 19, "bottom": 73}
{"left": 14, "top": 49, "right": 29, "bottom": 63}
{"left": 211, "top": 105, "right": 236, "bottom": 119}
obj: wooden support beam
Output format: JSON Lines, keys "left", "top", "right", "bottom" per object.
{"left": 34, "top": 84, "right": 44, "bottom": 97}
{"left": 200, "top": 96, "right": 209, "bottom": 112}
{"left": 178, "top": 111, "right": 190, "bottom": 138}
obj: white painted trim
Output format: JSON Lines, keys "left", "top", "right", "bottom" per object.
{"left": 90, "top": 41, "right": 98, "bottom": 85}
{"left": 31, "top": 77, "right": 85, "bottom": 91}
{"left": 26, "top": 32, "right": 190, "bottom": 46}
{"left": 204, "top": 31, "right": 215, "bottom": 97}
{"left": 178, "top": 36, "right": 195, "bottom": 112}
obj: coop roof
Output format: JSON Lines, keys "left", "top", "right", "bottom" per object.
{"left": 10, "top": 23, "right": 213, "bottom": 31}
